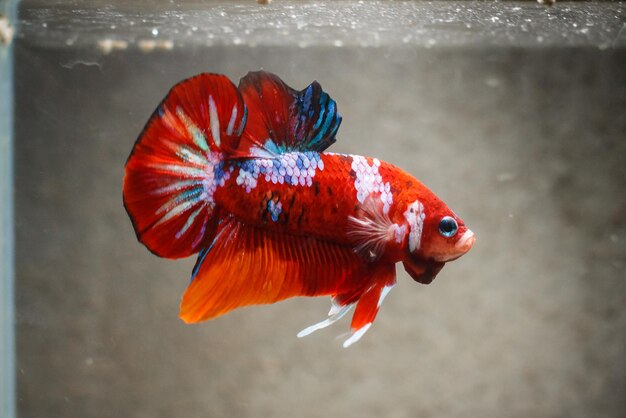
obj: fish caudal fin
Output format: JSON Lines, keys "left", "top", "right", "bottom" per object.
{"left": 180, "top": 216, "right": 368, "bottom": 323}
{"left": 123, "top": 74, "right": 247, "bottom": 258}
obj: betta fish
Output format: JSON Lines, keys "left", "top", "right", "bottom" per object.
{"left": 123, "top": 71, "right": 475, "bottom": 347}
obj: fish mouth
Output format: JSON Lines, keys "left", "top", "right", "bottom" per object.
{"left": 435, "top": 229, "right": 476, "bottom": 262}
{"left": 455, "top": 229, "right": 476, "bottom": 254}
{"left": 402, "top": 230, "right": 475, "bottom": 283}
{"left": 433, "top": 229, "right": 476, "bottom": 263}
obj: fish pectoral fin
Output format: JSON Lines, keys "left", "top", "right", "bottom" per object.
{"left": 179, "top": 216, "right": 368, "bottom": 323}
{"left": 343, "top": 263, "right": 397, "bottom": 347}
{"left": 347, "top": 195, "right": 404, "bottom": 262}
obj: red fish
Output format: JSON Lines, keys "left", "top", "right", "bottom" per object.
{"left": 123, "top": 71, "right": 475, "bottom": 347}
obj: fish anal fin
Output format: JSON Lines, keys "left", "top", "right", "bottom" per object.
{"left": 180, "top": 216, "right": 368, "bottom": 323}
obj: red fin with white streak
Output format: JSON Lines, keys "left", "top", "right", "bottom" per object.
{"left": 343, "top": 263, "right": 397, "bottom": 347}
{"left": 123, "top": 74, "right": 246, "bottom": 259}
{"left": 180, "top": 216, "right": 368, "bottom": 323}
{"left": 297, "top": 262, "right": 397, "bottom": 347}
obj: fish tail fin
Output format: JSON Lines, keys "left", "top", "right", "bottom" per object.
{"left": 123, "top": 74, "right": 247, "bottom": 258}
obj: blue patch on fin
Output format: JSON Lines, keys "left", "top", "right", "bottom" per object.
{"left": 237, "top": 72, "right": 342, "bottom": 157}
{"left": 290, "top": 81, "right": 341, "bottom": 153}
{"left": 190, "top": 218, "right": 226, "bottom": 283}
{"left": 190, "top": 247, "right": 210, "bottom": 283}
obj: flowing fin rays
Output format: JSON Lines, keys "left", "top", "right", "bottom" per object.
{"left": 226, "top": 103, "right": 238, "bottom": 135}
{"left": 347, "top": 215, "right": 393, "bottom": 260}
{"left": 147, "top": 106, "right": 225, "bottom": 241}
{"left": 176, "top": 107, "right": 210, "bottom": 152}
{"left": 151, "top": 179, "right": 204, "bottom": 196}
{"left": 177, "top": 147, "right": 208, "bottom": 165}
{"left": 343, "top": 324, "right": 372, "bottom": 348}
{"left": 296, "top": 301, "right": 377, "bottom": 347}
{"left": 155, "top": 187, "right": 204, "bottom": 215}
{"left": 147, "top": 163, "right": 206, "bottom": 178}
{"left": 153, "top": 190, "right": 207, "bottom": 229}
{"left": 346, "top": 196, "right": 405, "bottom": 261}
{"left": 161, "top": 138, "right": 209, "bottom": 166}
{"left": 297, "top": 301, "right": 355, "bottom": 338}
{"left": 208, "top": 96, "right": 221, "bottom": 147}
{"left": 176, "top": 206, "right": 204, "bottom": 239}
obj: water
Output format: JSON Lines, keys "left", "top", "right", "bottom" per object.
{"left": 13, "top": 1, "right": 626, "bottom": 417}
{"left": 17, "top": 0, "right": 626, "bottom": 48}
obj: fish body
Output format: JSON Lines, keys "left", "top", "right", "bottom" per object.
{"left": 123, "top": 71, "right": 475, "bottom": 347}
{"left": 217, "top": 153, "right": 403, "bottom": 243}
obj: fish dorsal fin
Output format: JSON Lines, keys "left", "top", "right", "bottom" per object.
{"left": 347, "top": 196, "right": 407, "bottom": 262}
{"left": 180, "top": 216, "right": 368, "bottom": 323}
{"left": 231, "top": 71, "right": 342, "bottom": 158}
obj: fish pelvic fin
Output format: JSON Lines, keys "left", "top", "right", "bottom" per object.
{"left": 123, "top": 74, "right": 247, "bottom": 258}
{"left": 179, "top": 216, "right": 369, "bottom": 323}
{"left": 344, "top": 263, "right": 396, "bottom": 347}
{"left": 297, "top": 262, "right": 397, "bottom": 347}
{"left": 230, "top": 71, "right": 341, "bottom": 158}
{"left": 296, "top": 300, "right": 354, "bottom": 338}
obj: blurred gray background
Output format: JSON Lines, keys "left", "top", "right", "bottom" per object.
{"left": 14, "top": 1, "right": 626, "bottom": 417}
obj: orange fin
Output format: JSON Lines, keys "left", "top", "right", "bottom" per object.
{"left": 180, "top": 216, "right": 368, "bottom": 323}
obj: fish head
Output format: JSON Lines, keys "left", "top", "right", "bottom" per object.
{"left": 399, "top": 193, "right": 475, "bottom": 284}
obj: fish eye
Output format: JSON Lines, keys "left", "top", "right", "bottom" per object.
{"left": 438, "top": 216, "right": 458, "bottom": 238}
